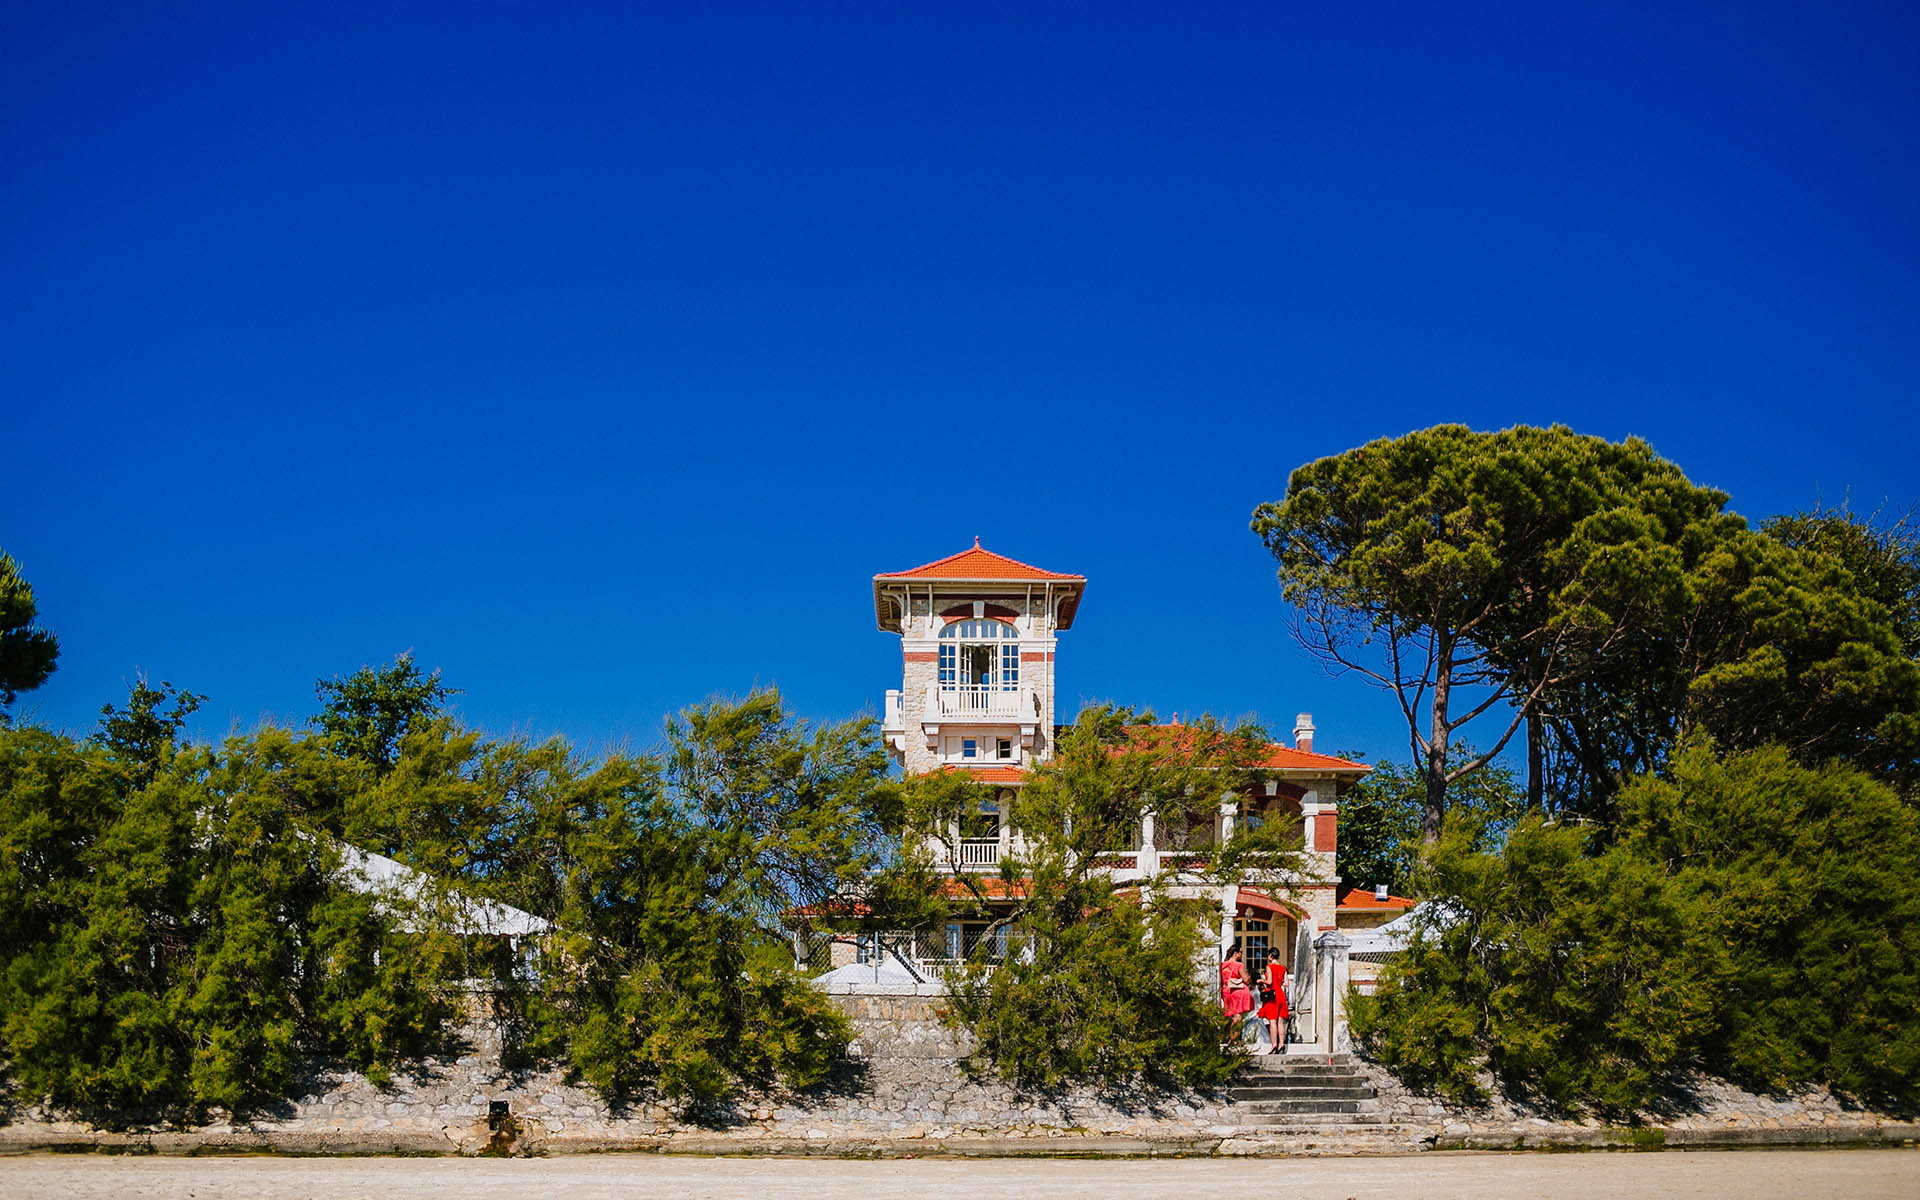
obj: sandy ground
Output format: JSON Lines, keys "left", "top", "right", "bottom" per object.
{"left": 0, "top": 1149, "right": 1916, "bottom": 1200}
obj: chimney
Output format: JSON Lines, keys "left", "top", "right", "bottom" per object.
{"left": 1293, "top": 712, "right": 1315, "bottom": 752}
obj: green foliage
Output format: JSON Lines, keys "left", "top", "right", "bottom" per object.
{"left": 1336, "top": 747, "right": 1524, "bottom": 896}
{"left": 1253, "top": 426, "right": 1920, "bottom": 827}
{"left": 535, "top": 860, "right": 850, "bottom": 1106}
{"left": 915, "top": 708, "right": 1305, "bottom": 1090}
{"left": 518, "top": 694, "right": 880, "bottom": 1108}
{"left": 666, "top": 690, "right": 896, "bottom": 922}
{"left": 1351, "top": 814, "right": 1718, "bottom": 1115}
{"left": 945, "top": 887, "right": 1236, "bottom": 1091}
{"left": 1357, "top": 743, "right": 1920, "bottom": 1115}
{"left": 0, "top": 725, "right": 461, "bottom": 1121}
{"left": 1685, "top": 528, "right": 1920, "bottom": 793}
{"left": 1763, "top": 505, "right": 1920, "bottom": 659}
{"left": 313, "top": 654, "right": 458, "bottom": 776}
{"left": 0, "top": 550, "right": 59, "bottom": 716}
{"left": 91, "top": 678, "right": 204, "bottom": 787}
{"left": 1252, "top": 424, "right": 1733, "bottom": 835}
{"left": 1619, "top": 742, "right": 1920, "bottom": 1108}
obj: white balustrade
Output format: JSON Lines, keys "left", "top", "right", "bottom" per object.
{"left": 934, "top": 686, "right": 1026, "bottom": 718}
{"left": 957, "top": 837, "right": 1001, "bottom": 868}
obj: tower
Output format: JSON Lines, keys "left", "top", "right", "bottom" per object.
{"left": 873, "top": 539, "right": 1085, "bottom": 775}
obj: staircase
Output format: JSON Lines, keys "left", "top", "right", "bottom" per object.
{"left": 1223, "top": 1053, "right": 1387, "bottom": 1127}
{"left": 1213, "top": 1053, "right": 1434, "bottom": 1153}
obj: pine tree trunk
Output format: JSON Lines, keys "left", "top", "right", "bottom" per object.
{"left": 1424, "top": 632, "right": 1451, "bottom": 843}
{"left": 1527, "top": 710, "right": 1544, "bottom": 811}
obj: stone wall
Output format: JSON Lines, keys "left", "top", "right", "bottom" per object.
{"left": 0, "top": 992, "right": 1233, "bottom": 1157}
{"left": 4, "top": 993, "right": 1915, "bottom": 1157}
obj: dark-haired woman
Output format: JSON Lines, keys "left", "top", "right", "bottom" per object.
{"left": 1256, "top": 959, "right": 1289, "bottom": 1053}
{"left": 1220, "top": 944, "right": 1254, "bottom": 1038}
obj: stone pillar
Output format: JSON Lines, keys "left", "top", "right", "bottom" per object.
{"left": 1140, "top": 809, "right": 1159, "bottom": 877}
{"left": 1313, "top": 930, "right": 1352, "bottom": 1054}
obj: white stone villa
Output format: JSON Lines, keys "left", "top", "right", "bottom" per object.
{"left": 816, "top": 540, "right": 1412, "bottom": 1049}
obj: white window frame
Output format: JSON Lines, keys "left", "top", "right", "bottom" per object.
{"left": 938, "top": 619, "right": 1020, "bottom": 692}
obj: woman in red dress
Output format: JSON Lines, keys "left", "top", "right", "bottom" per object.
{"left": 1220, "top": 945, "right": 1255, "bottom": 1030}
{"left": 1256, "top": 959, "right": 1289, "bottom": 1053}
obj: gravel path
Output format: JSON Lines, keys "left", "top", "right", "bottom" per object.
{"left": 1, "top": 1148, "right": 1916, "bottom": 1200}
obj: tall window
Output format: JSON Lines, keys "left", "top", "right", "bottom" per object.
{"left": 1235, "top": 916, "right": 1272, "bottom": 977}
{"left": 961, "top": 794, "right": 999, "bottom": 839}
{"left": 938, "top": 619, "right": 1019, "bottom": 690}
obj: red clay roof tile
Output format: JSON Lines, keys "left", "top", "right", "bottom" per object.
{"left": 875, "top": 540, "right": 1084, "bottom": 582}
{"left": 1336, "top": 886, "right": 1418, "bottom": 911}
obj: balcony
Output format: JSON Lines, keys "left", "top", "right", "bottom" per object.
{"left": 957, "top": 837, "right": 1002, "bottom": 868}
{"left": 930, "top": 685, "right": 1037, "bottom": 720}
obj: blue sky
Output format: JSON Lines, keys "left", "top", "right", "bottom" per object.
{"left": 5, "top": 2, "right": 1917, "bottom": 768}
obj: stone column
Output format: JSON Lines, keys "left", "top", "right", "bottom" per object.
{"left": 1313, "top": 930, "right": 1352, "bottom": 1054}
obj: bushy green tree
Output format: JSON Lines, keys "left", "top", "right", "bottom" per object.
{"left": 523, "top": 692, "right": 885, "bottom": 1107}
{"left": 927, "top": 708, "right": 1309, "bottom": 1090}
{"left": 1255, "top": 426, "right": 1920, "bottom": 829}
{"left": 313, "top": 654, "right": 457, "bottom": 776}
{"left": 1620, "top": 742, "right": 1920, "bottom": 1108}
{"left": 528, "top": 759, "right": 850, "bottom": 1106}
{"left": 91, "top": 678, "right": 203, "bottom": 787}
{"left": 1763, "top": 505, "right": 1920, "bottom": 659}
{"left": 1336, "top": 747, "right": 1524, "bottom": 896}
{"left": 1683, "top": 532, "right": 1920, "bottom": 792}
{"left": 1355, "top": 743, "right": 1920, "bottom": 1115}
{"left": 0, "top": 724, "right": 462, "bottom": 1121}
{"left": 1252, "top": 425, "right": 1732, "bottom": 836}
{"left": 1350, "top": 814, "right": 1717, "bottom": 1114}
{"left": 0, "top": 550, "right": 59, "bottom": 718}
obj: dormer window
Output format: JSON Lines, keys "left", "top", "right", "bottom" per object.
{"left": 939, "top": 619, "right": 1019, "bottom": 692}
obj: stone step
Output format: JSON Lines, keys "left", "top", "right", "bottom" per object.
{"left": 1237, "top": 1097, "right": 1379, "bottom": 1115}
{"left": 1219, "top": 1121, "right": 1428, "bottom": 1147}
{"left": 1228, "top": 1110, "right": 1394, "bottom": 1128}
{"left": 1244, "top": 1044, "right": 1351, "bottom": 1059}
{"left": 1225, "top": 1084, "right": 1378, "bottom": 1102}
{"left": 1238, "top": 1060, "right": 1364, "bottom": 1075}
{"left": 1230, "top": 1073, "right": 1372, "bottom": 1088}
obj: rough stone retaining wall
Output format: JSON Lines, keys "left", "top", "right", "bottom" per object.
{"left": 2, "top": 994, "right": 1915, "bottom": 1157}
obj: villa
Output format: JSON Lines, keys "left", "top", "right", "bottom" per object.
{"left": 815, "top": 541, "right": 1413, "bottom": 1049}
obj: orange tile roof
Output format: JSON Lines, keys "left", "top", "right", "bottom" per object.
{"left": 929, "top": 764, "right": 1024, "bottom": 783}
{"left": 1256, "top": 744, "right": 1370, "bottom": 772}
{"left": 1336, "top": 886, "right": 1418, "bottom": 911}
{"left": 940, "top": 876, "right": 1031, "bottom": 900}
{"left": 1123, "top": 725, "right": 1369, "bottom": 773}
{"left": 876, "top": 539, "right": 1084, "bottom": 582}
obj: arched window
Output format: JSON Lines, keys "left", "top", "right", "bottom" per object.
{"left": 938, "top": 619, "right": 1019, "bottom": 692}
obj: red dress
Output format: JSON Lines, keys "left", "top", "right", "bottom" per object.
{"left": 1257, "top": 962, "right": 1289, "bottom": 1021}
{"left": 1220, "top": 959, "right": 1254, "bottom": 1018}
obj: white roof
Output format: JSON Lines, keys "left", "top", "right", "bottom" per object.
{"left": 333, "top": 841, "right": 552, "bottom": 938}
{"left": 1344, "top": 902, "right": 1442, "bottom": 955}
{"left": 811, "top": 957, "right": 945, "bottom": 996}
